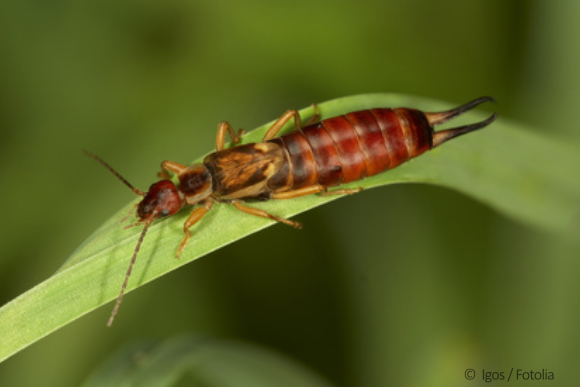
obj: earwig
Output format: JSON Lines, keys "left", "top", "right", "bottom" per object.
{"left": 86, "top": 96, "right": 497, "bottom": 326}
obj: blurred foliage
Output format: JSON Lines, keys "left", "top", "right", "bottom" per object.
{"left": 0, "top": 0, "right": 578, "bottom": 386}
{"left": 81, "top": 335, "right": 334, "bottom": 387}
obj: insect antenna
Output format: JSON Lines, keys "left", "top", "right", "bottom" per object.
{"left": 107, "top": 215, "right": 154, "bottom": 327}
{"left": 83, "top": 150, "right": 145, "bottom": 196}
{"left": 423, "top": 97, "right": 497, "bottom": 148}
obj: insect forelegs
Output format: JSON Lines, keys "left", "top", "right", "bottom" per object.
{"left": 158, "top": 160, "right": 188, "bottom": 179}
{"left": 176, "top": 199, "right": 214, "bottom": 259}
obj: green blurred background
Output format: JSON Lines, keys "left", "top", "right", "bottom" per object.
{"left": 0, "top": 0, "right": 578, "bottom": 386}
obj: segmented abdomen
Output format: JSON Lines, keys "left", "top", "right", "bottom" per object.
{"left": 267, "top": 108, "right": 434, "bottom": 191}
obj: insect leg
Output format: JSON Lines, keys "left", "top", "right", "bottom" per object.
{"left": 262, "top": 110, "right": 303, "bottom": 141}
{"left": 270, "top": 184, "right": 362, "bottom": 200}
{"left": 231, "top": 201, "right": 302, "bottom": 229}
{"left": 216, "top": 121, "right": 244, "bottom": 151}
{"left": 319, "top": 186, "right": 363, "bottom": 196}
{"left": 262, "top": 104, "right": 322, "bottom": 141}
{"left": 176, "top": 199, "right": 214, "bottom": 259}
{"left": 303, "top": 103, "right": 320, "bottom": 126}
{"left": 269, "top": 185, "right": 326, "bottom": 199}
{"left": 157, "top": 160, "right": 188, "bottom": 179}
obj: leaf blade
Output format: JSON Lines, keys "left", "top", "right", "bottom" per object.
{"left": 1, "top": 93, "right": 579, "bottom": 363}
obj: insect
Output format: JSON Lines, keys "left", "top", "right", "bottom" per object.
{"left": 86, "top": 96, "right": 496, "bottom": 326}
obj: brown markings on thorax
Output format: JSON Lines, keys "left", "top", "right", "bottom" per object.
{"left": 204, "top": 142, "right": 284, "bottom": 199}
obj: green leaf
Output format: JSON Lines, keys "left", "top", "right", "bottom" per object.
{"left": 81, "top": 335, "right": 334, "bottom": 387}
{"left": 1, "top": 93, "right": 579, "bottom": 363}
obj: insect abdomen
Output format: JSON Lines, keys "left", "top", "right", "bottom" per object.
{"left": 267, "top": 108, "right": 434, "bottom": 191}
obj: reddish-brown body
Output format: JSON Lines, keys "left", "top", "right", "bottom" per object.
{"left": 86, "top": 97, "right": 496, "bottom": 326}
{"left": 269, "top": 108, "right": 432, "bottom": 190}
{"left": 203, "top": 107, "right": 448, "bottom": 200}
